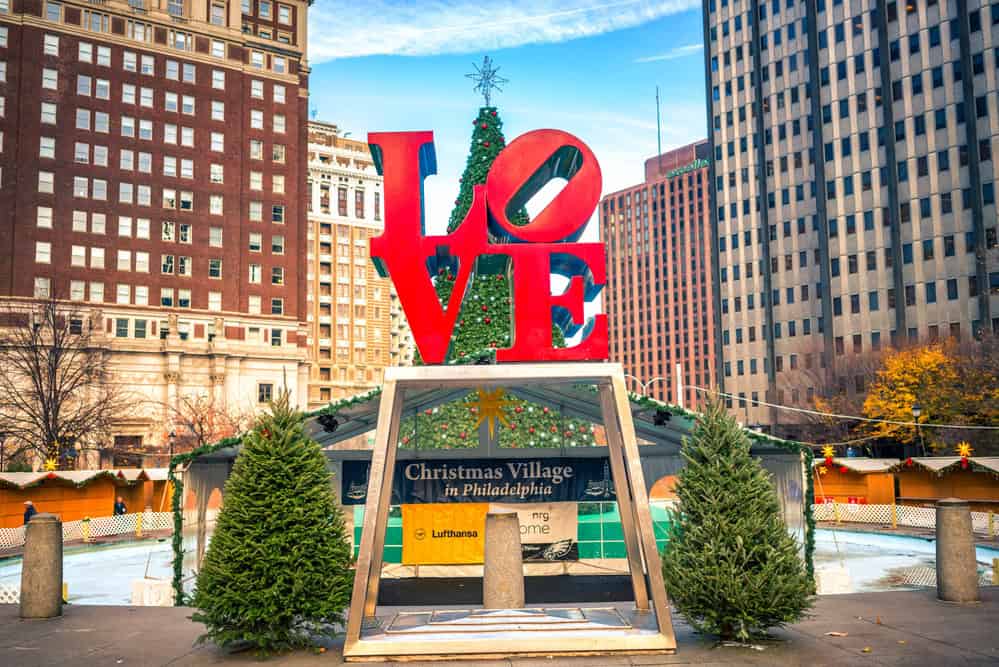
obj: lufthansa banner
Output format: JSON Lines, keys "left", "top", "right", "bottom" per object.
{"left": 401, "top": 503, "right": 487, "bottom": 565}
{"left": 342, "top": 457, "right": 616, "bottom": 505}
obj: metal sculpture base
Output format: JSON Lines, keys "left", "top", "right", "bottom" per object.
{"left": 342, "top": 363, "right": 676, "bottom": 660}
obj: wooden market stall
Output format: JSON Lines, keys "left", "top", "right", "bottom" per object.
{"left": 895, "top": 457, "right": 999, "bottom": 513}
{"left": 812, "top": 458, "right": 897, "bottom": 505}
{"left": 0, "top": 468, "right": 171, "bottom": 528}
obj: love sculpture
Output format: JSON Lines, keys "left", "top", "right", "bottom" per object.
{"left": 368, "top": 129, "right": 608, "bottom": 363}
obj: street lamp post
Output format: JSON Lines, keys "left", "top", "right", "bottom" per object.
{"left": 911, "top": 403, "right": 926, "bottom": 457}
{"left": 168, "top": 430, "right": 176, "bottom": 465}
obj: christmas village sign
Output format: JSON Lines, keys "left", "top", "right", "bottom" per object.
{"left": 342, "top": 127, "right": 676, "bottom": 659}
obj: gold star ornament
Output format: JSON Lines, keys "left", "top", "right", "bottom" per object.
{"left": 955, "top": 442, "right": 973, "bottom": 458}
{"left": 44, "top": 457, "right": 58, "bottom": 471}
{"left": 469, "top": 387, "right": 514, "bottom": 438}
{"left": 822, "top": 445, "right": 836, "bottom": 460}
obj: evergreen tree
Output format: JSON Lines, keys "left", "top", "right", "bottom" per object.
{"left": 191, "top": 392, "right": 353, "bottom": 654}
{"left": 660, "top": 400, "right": 812, "bottom": 641}
{"left": 400, "top": 106, "right": 596, "bottom": 450}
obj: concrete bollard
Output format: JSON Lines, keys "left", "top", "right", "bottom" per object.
{"left": 482, "top": 510, "right": 524, "bottom": 609}
{"left": 20, "top": 513, "right": 63, "bottom": 619}
{"left": 935, "top": 498, "right": 979, "bottom": 603}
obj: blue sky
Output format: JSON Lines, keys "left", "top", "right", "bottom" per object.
{"left": 308, "top": 0, "right": 708, "bottom": 233}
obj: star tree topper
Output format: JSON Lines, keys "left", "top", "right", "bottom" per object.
{"left": 466, "top": 55, "right": 508, "bottom": 107}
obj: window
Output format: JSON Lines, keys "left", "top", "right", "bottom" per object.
{"left": 141, "top": 55, "right": 154, "bottom": 75}
{"left": 250, "top": 171, "right": 263, "bottom": 190}
{"left": 273, "top": 85, "right": 285, "bottom": 104}
{"left": 178, "top": 223, "right": 191, "bottom": 243}
{"left": 35, "top": 241, "right": 52, "bottom": 263}
{"left": 134, "top": 318, "right": 147, "bottom": 337}
{"left": 273, "top": 114, "right": 285, "bottom": 133}
{"left": 97, "top": 45, "right": 110, "bottom": 66}
{"left": 272, "top": 56, "right": 286, "bottom": 74}
{"left": 272, "top": 175, "right": 285, "bottom": 193}
{"left": 115, "top": 318, "right": 128, "bottom": 337}
{"left": 34, "top": 277, "right": 51, "bottom": 299}
{"left": 208, "top": 291, "right": 222, "bottom": 311}
{"left": 250, "top": 110, "right": 264, "bottom": 129}
{"left": 90, "top": 247, "right": 104, "bottom": 268}
{"left": 209, "top": 258, "right": 222, "bottom": 278}
{"left": 259, "top": 0, "right": 271, "bottom": 18}
{"left": 42, "top": 68, "right": 58, "bottom": 90}
{"left": 249, "top": 201, "right": 263, "bottom": 220}
{"left": 41, "top": 103, "right": 57, "bottom": 124}
{"left": 272, "top": 205, "right": 285, "bottom": 223}
{"left": 77, "top": 74, "right": 92, "bottom": 96}
{"left": 210, "top": 195, "right": 223, "bottom": 215}
{"left": 135, "top": 252, "right": 149, "bottom": 272}
{"left": 182, "top": 63, "right": 195, "bottom": 83}
{"left": 38, "top": 171, "right": 55, "bottom": 193}
{"left": 161, "top": 255, "right": 174, "bottom": 274}
{"left": 44, "top": 34, "right": 59, "bottom": 56}
{"left": 70, "top": 281, "right": 86, "bottom": 301}
{"left": 258, "top": 383, "right": 273, "bottom": 403}
{"left": 39, "top": 136, "right": 55, "bottom": 159}
{"left": 250, "top": 139, "right": 264, "bottom": 159}
{"left": 117, "top": 249, "right": 131, "bottom": 271}
{"left": 209, "top": 227, "right": 223, "bottom": 247}
{"left": 160, "top": 288, "right": 174, "bottom": 307}
{"left": 95, "top": 79, "right": 110, "bottom": 100}
{"left": 251, "top": 80, "right": 264, "bottom": 99}
{"left": 182, "top": 95, "right": 195, "bottom": 115}
{"left": 278, "top": 3, "right": 291, "bottom": 23}
{"left": 73, "top": 177, "right": 89, "bottom": 198}
{"left": 272, "top": 144, "right": 285, "bottom": 162}
{"left": 210, "top": 164, "right": 224, "bottom": 184}
{"left": 272, "top": 235, "right": 284, "bottom": 253}
{"left": 178, "top": 256, "right": 191, "bottom": 276}
{"left": 212, "top": 70, "right": 225, "bottom": 90}
{"left": 249, "top": 264, "right": 261, "bottom": 283}
{"left": 37, "top": 206, "right": 53, "bottom": 228}
{"left": 249, "top": 232, "right": 262, "bottom": 251}
{"left": 250, "top": 51, "right": 264, "bottom": 69}
{"left": 270, "top": 298, "right": 283, "bottom": 315}
{"left": 249, "top": 295, "right": 261, "bottom": 314}
{"left": 89, "top": 282, "right": 104, "bottom": 302}
{"left": 271, "top": 266, "right": 284, "bottom": 285}
{"left": 211, "top": 40, "right": 225, "bottom": 58}
{"left": 124, "top": 51, "right": 137, "bottom": 71}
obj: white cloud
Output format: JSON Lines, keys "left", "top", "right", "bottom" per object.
{"left": 633, "top": 43, "right": 703, "bottom": 63}
{"left": 308, "top": 0, "right": 701, "bottom": 62}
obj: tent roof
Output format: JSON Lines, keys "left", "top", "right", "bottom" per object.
{"left": 0, "top": 468, "right": 169, "bottom": 489}
{"left": 190, "top": 380, "right": 804, "bottom": 464}
{"left": 904, "top": 456, "right": 999, "bottom": 474}
{"left": 815, "top": 457, "right": 898, "bottom": 473}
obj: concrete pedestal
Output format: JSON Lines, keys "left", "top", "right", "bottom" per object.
{"left": 482, "top": 511, "right": 524, "bottom": 609}
{"left": 935, "top": 498, "right": 979, "bottom": 603}
{"left": 20, "top": 513, "right": 63, "bottom": 619}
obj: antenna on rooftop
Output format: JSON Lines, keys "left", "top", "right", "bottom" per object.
{"left": 656, "top": 86, "right": 663, "bottom": 176}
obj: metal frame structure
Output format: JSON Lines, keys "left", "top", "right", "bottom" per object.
{"left": 342, "top": 362, "right": 677, "bottom": 660}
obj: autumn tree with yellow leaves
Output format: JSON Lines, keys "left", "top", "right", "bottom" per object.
{"left": 860, "top": 339, "right": 999, "bottom": 453}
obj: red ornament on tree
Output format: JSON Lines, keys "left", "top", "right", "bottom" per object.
{"left": 261, "top": 428, "right": 270, "bottom": 438}
{"left": 484, "top": 317, "right": 492, "bottom": 324}
{"left": 441, "top": 423, "right": 448, "bottom": 430}
{"left": 509, "top": 423, "right": 516, "bottom": 430}
{"left": 459, "top": 431, "right": 467, "bottom": 439}
{"left": 480, "top": 123, "right": 488, "bottom": 129}
{"left": 514, "top": 406, "right": 523, "bottom": 413}
{"left": 484, "top": 141, "right": 491, "bottom": 147}
{"left": 550, "top": 426, "right": 558, "bottom": 433}
{"left": 529, "top": 427, "right": 535, "bottom": 434}
{"left": 425, "top": 409, "right": 432, "bottom": 415}
{"left": 543, "top": 407, "right": 549, "bottom": 414}
{"left": 839, "top": 466, "right": 849, "bottom": 474}
{"left": 481, "top": 305, "right": 488, "bottom": 312}
{"left": 490, "top": 111, "right": 497, "bottom": 117}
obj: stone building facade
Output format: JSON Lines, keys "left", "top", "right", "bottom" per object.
{"left": 305, "top": 121, "right": 412, "bottom": 410}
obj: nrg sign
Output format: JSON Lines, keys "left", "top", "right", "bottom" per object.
{"left": 367, "top": 129, "right": 608, "bottom": 364}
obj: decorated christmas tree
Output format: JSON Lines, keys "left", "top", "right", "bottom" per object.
{"left": 191, "top": 392, "right": 353, "bottom": 653}
{"left": 660, "top": 400, "right": 812, "bottom": 641}
{"left": 400, "top": 104, "right": 597, "bottom": 450}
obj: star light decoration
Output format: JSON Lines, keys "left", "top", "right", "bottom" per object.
{"left": 468, "top": 387, "right": 514, "bottom": 438}
{"left": 955, "top": 441, "right": 974, "bottom": 458}
{"left": 466, "top": 55, "right": 508, "bottom": 107}
{"left": 44, "top": 457, "right": 57, "bottom": 471}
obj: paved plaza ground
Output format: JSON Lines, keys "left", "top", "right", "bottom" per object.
{"left": 1, "top": 588, "right": 997, "bottom": 666}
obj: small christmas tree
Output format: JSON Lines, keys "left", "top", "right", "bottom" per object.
{"left": 191, "top": 392, "right": 353, "bottom": 654}
{"left": 660, "top": 400, "right": 812, "bottom": 641}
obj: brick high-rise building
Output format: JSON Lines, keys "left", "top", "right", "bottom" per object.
{"left": 0, "top": 0, "right": 312, "bottom": 463}
{"left": 304, "top": 121, "right": 412, "bottom": 409}
{"left": 704, "top": 0, "right": 999, "bottom": 432}
{"left": 601, "top": 141, "right": 718, "bottom": 408}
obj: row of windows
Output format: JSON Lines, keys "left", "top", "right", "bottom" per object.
{"left": 35, "top": 208, "right": 287, "bottom": 253}
{"left": 39, "top": 1, "right": 295, "bottom": 74}
{"left": 32, "top": 277, "right": 287, "bottom": 316}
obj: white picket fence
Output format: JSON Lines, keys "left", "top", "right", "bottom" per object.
{"left": 813, "top": 502, "right": 997, "bottom": 537}
{"left": 0, "top": 512, "right": 173, "bottom": 550}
